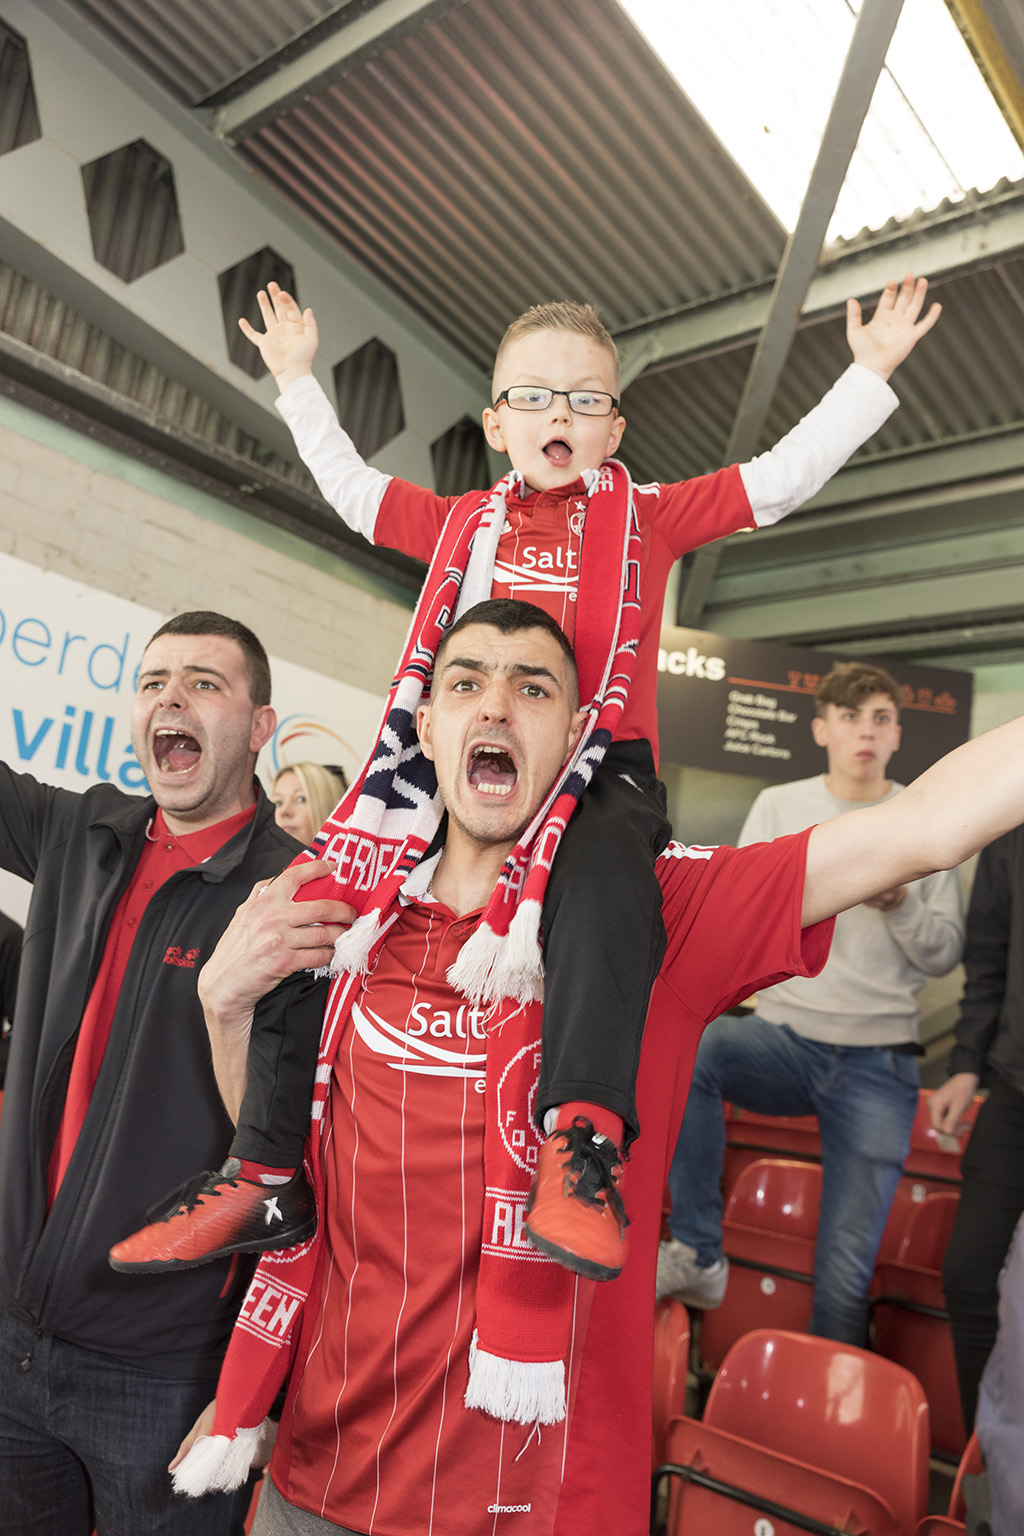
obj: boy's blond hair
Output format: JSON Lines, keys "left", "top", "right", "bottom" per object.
{"left": 493, "top": 301, "right": 620, "bottom": 393}
{"left": 814, "top": 661, "right": 902, "bottom": 718}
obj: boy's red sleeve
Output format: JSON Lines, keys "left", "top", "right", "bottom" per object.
{"left": 634, "top": 466, "right": 755, "bottom": 560}
{"left": 375, "top": 478, "right": 462, "bottom": 564}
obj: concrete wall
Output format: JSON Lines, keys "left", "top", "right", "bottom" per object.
{"left": 0, "top": 393, "right": 414, "bottom": 698}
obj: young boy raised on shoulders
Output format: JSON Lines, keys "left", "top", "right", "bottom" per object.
{"left": 110, "top": 276, "right": 940, "bottom": 1284}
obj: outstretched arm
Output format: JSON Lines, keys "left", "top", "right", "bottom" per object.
{"left": 802, "top": 711, "right": 1024, "bottom": 927}
{"left": 847, "top": 272, "right": 942, "bottom": 380}
{"left": 238, "top": 281, "right": 319, "bottom": 393}
{"left": 732, "top": 272, "right": 941, "bottom": 533}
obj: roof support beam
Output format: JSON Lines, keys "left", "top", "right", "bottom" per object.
{"left": 677, "top": 0, "right": 906, "bottom": 628}
{"left": 617, "top": 190, "right": 1024, "bottom": 385}
{"left": 946, "top": 0, "right": 1024, "bottom": 145}
{"left": 208, "top": 0, "right": 470, "bottom": 144}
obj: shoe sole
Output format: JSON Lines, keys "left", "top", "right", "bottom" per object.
{"left": 108, "top": 1217, "right": 318, "bottom": 1274}
{"left": 664, "top": 1288, "right": 726, "bottom": 1310}
{"left": 524, "top": 1223, "right": 623, "bottom": 1282}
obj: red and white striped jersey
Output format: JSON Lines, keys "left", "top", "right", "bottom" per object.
{"left": 267, "top": 831, "right": 834, "bottom": 1535}
{"left": 376, "top": 469, "right": 749, "bottom": 760}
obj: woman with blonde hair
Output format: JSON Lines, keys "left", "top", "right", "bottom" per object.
{"left": 270, "top": 761, "right": 348, "bottom": 847}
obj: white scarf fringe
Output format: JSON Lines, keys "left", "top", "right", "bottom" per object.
{"left": 319, "top": 909, "right": 384, "bottom": 978}
{"left": 448, "top": 901, "right": 544, "bottom": 1005}
{"left": 464, "top": 1333, "right": 566, "bottom": 1426}
{"left": 172, "top": 1421, "right": 268, "bottom": 1496}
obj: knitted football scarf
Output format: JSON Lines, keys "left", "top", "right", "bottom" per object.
{"left": 292, "top": 458, "right": 642, "bottom": 1004}
{"left": 174, "top": 462, "right": 641, "bottom": 1495}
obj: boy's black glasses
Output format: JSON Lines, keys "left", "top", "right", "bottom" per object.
{"left": 492, "top": 386, "right": 619, "bottom": 417}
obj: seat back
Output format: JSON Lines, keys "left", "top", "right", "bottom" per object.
{"left": 871, "top": 1191, "right": 966, "bottom": 1459}
{"left": 652, "top": 1298, "right": 690, "bottom": 1470}
{"left": 948, "top": 1430, "right": 983, "bottom": 1521}
{"left": 896, "top": 1189, "right": 959, "bottom": 1270}
{"left": 705, "top": 1329, "right": 930, "bottom": 1536}
{"left": 722, "top": 1104, "right": 821, "bottom": 1201}
{"left": 877, "top": 1176, "right": 935, "bottom": 1264}
{"left": 722, "top": 1156, "right": 822, "bottom": 1239}
{"left": 698, "top": 1160, "right": 819, "bottom": 1372}
{"left": 663, "top": 1415, "right": 902, "bottom": 1536}
{"left": 904, "top": 1090, "right": 981, "bottom": 1184}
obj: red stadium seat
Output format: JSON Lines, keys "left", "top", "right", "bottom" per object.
{"left": 662, "top": 1329, "right": 929, "bottom": 1536}
{"left": 721, "top": 1103, "right": 821, "bottom": 1199}
{"left": 904, "top": 1090, "right": 981, "bottom": 1186}
{"left": 916, "top": 1520, "right": 966, "bottom": 1534}
{"left": 947, "top": 1429, "right": 983, "bottom": 1522}
{"left": 871, "top": 1191, "right": 966, "bottom": 1459}
{"left": 652, "top": 1298, "right": 690, "bottom": 1470}
{"left": 877, "top": 1175, "right": 937, "bottom": 1263}
{"left": 698, "top": 1159, "right": 819, "bottom": 1372}
{"left": 663, "top": 1416, "right": 902, "bottom": 1535}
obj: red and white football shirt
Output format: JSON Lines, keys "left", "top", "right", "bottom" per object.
{"left": 376, "top": 468, "right": 752, "bottom": 762}
{"left": 268, "top": 830, "right": 832, "bottom": 1535}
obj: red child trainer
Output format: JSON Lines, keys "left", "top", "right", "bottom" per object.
{"left": 108, "top": 1158, "right": 316, "bottom": 1273}
{"left": 524, "top": 1117, "right": 629, "bottom": 1281}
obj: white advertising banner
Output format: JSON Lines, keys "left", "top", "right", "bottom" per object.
{"left": 0, "top": 551, "right": 387, "bottom": 923}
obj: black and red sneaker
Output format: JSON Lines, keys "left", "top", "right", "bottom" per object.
{"left": 524, "top": 1117, "right": 629, "bottom": 1281}
{"left": 108, "top": 1158, "right": 316, "bottom": 1273}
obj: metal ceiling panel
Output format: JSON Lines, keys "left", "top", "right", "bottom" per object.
{"left": 618, "top": 247, "right": 1024, "bottom": 486}
{"left": 237, "top": 0, "right": 786, "bottom": 367}
{"left": 66, "top": 0, "right": 344, "bottom": 104}
{"left": 35, "top": 0, "right": 1024, "bottom": 668}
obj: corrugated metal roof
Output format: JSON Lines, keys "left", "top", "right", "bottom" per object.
{"left": 33, "top": 0, "right": 1024, "bottom": 662}
{"left": 619, "top": 241, "right": 1024, "bottom": 486}
{"left": 67, "top": 0, "right": 346, "bottom": 104}
{"left": 239, "top": 0, "right": 785, "bottom": 369}
{"left": 0, "top": 259, "right": 313, "bottom": 484}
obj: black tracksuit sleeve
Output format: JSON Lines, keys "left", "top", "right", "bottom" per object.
{"left": 949, "top": 836, "right": 1012, "bottom": 1083}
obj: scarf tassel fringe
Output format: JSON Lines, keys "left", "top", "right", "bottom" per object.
{"left": 464, "top": 1335, "right": 566, "bottom": 1426}
{"left": 320, "top": 909, "right": 383, "bottom": 979}
{"left": 448, "top": 902, "right": 544, "bottom": 1005}
{"left": 171, "top": 1421, "right": 270, "bottom": 1497}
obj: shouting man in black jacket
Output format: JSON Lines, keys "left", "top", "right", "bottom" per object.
{"left": 0, "top": 611, "right": 350, "bottom": 1536}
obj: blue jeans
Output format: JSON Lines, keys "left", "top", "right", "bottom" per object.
{"left": 667, "top": 1014, "right": 919, "bottom": 1345}
{"left": 0, "top": 1310, "right": 255, "bottom": 1535}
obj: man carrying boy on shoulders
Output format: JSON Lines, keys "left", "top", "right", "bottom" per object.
{"left": 176, "top": 601, "right": 1024, "bottom": 1535}
{"left": 122, "top": 274, "right": 939, "bottom": 1286}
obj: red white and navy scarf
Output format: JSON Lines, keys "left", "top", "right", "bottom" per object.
{"left": 174, "top": 462, "right": 641, "bottom": 1493}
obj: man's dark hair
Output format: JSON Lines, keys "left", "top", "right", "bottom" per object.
{"left": 434, "top": 598, "right": 579, "bottom": 707}
{"left": 814, "top": 660, "right": 901, "bottom": 718}
{"left": 145, "top": 611, "right": 272, "bottom": 707}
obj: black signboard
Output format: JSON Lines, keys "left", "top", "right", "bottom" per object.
{"left": 657, "top": 626, "right": 972, "bottom": 784}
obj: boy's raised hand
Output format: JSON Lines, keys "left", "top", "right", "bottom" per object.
{"left": 238, "top": 280, "right": 319, "bottom": 391}
{"left": 846, "top": 271, "right": 941, "bottom": 381}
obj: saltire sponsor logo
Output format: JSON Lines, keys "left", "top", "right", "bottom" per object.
{"left": 492, "top": 553, "right": 579, "bottom": 597}
{"left": 351, "top": 998, "right": 488, "bottom": 1081}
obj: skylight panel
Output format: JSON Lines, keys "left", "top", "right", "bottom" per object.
{"left": 618, "top": 0, "right": 1024, "bottom": 244}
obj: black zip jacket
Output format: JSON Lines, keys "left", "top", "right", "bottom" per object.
{"left": 0, "top": 763, "right": 301, "bottom": 1378}
{"left": 949, "top": 823, "right": 1024, "bottom": 1095}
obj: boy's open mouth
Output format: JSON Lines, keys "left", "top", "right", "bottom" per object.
{"left": 467, "top": 743, "right": 517, "bottom": 797}
{"left": 543, "top": 438, "right": 572, "bottom": 467}
{"left": 153, "top": 728, "right": 202, "bottom": 774}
